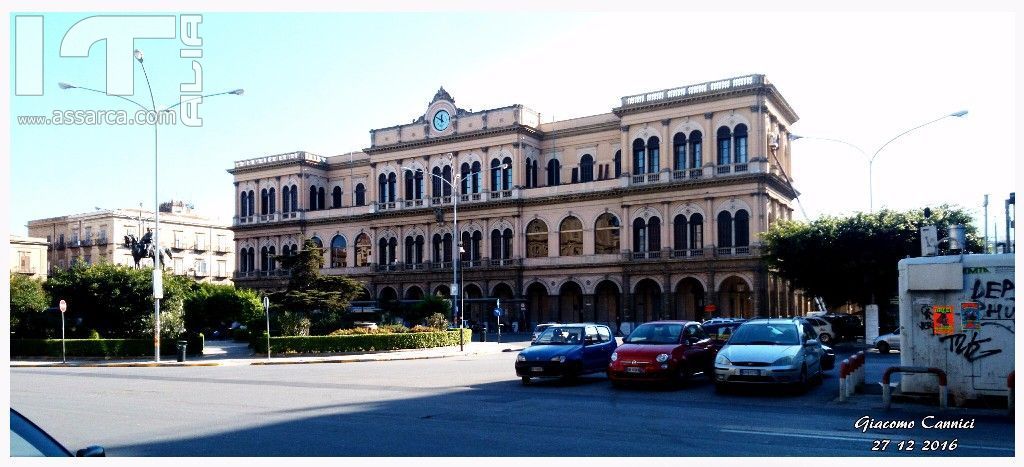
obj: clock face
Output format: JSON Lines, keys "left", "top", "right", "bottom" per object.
{"left": 432, "top": 109, "right": 450, "bottom": 131}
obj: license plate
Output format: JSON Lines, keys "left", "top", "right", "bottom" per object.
{"left": 531, "top": 367, "right": 543, "bottom": 372}
{"left": 740, "top": 369, "right": 761, "bottom": 376}
{"left": 626, "top": 367, "right": 644, "bottom": 374}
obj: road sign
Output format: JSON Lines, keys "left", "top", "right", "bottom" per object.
{"left": 263, "top": 295, "right": 270, "bottom": 310}
{"left": 58, "top": 299, "right": 67, "bottom": 313}
{"left": 494, "top": 307, "right": 502, "bottom": 317}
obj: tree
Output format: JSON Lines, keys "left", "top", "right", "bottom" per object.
{"left": 761, "top": 205, "right": 983, "bottom": 313}
{"left": 183, "top": 282, "right": 263, "bottom": 335}
{"left": 405, "top": 294, "right": 452, "bottom": 326}
{"left": 42, "top": 262, "right": 188, "bottom": 339}
{"left": 10, "top": 273, "right": 49, "bottom": 337}
{"left": 271, "top": 238, "right": 365, "bottom": 335}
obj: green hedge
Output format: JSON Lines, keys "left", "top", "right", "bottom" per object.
{"left": 12, "top": 334, "right": 204, "bottom": 358}
{"left": 253, "top": 329, "right": 472, "bottom": 354}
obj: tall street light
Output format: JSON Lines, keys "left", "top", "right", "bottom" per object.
{"left": 401, "top": 159, "right": 507, "bottom": 352}
{"left": 791, "top": 110, "right": 967, "bottom": 211}
{"left": 60, "top": 49, "right": 243, "bottom": 362}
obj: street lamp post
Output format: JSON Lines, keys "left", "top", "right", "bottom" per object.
{"left": 401, "top": 160, "right": 507, "bottom": 352}
{"left": 60, "top": 49, "right": 243, "bottom": 362}
{"left": 790, "top": 110, "right": 967, "bottom": 212}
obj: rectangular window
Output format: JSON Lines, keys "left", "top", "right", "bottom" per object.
{"left": 217, "top": 261, "right": 226, "bottom": 276}
{"left": 174, "top": 258, "right": 183, "bottom": 274}
{"left": 197, "top": 260, "right": 208, "bottom": 274}
{"left": 196, "top": 234, "right": 207, "bottom": 250}
{"left": 174, "top": 231, "right": 184, "bottom": 248}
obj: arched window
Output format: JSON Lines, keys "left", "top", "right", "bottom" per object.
{"left": 239, "top": 247, "right": 248, "bottom": 272}
{"left": 632, "top": 138, "right": 646, "bottom": 175}
{"left": 269, "top": 187, "right": 276, "bottom": 214}
{"left": 462, "top": 231, "right": 481, "bottom": 261}
{"left": 470, "top": 161, "right": 481, "bottom": 193}
{"left": 460, "top": 163, "right": 471, "bottom": 194}
{"left": 432, "top": 167, "right": 443, "bottom": 197}
{"left": 614, "top": 150, "right": 622, "bottom": 178}
{"left": 646, "top": 136, "right": 660, "bottom": 173}
{"left": 559, "top": 216, "right": 583, "bottom": 256}
{"left": 268, "top": 246, "right": 276, "bottom": 271}
{"left": 442, "top": 233, "right": 452, "bottom": 261}
{"left": 260, "top": 246, "right": 269, "bottom": 271}
{"left": 633, "top": 218, "right": 647, "bottom": 252}
{"left": 388, "top": 237, "right": 397, "bottom": 264}
{"left": 717, "top": 126, "right": 732, "bottom": 166}
{"left": 674, "top": 214, "right": 688, "bottom": 251}
{"left": 248, "top": 190, "right": 255, "bottom": 216}
{"left": 580, "top": 154, "right": 594, "bottom": 182}
{"left": 502, "top": 228, "right": 513, "bottom": 260}
{"left": 355, "top": 183, "right": 366, "bottom": 206}
{"left": 355, "top": 233, "right": 371, "bottom": 267}
{"left": 260, "top": 189, "right": 269, "bottom": 215}
{"left": 309, "top": 186, "right": 318, "bottom": 210}
{"left": 531, "top": 159, "right": 539, "bottom": 187}
{"left": 502, "top": 157, "right": 512, "bottom": 190}
{"left": 405, "top": 236, "right": 415, "bottom": 264}
{"left": 415, "top": 235, "right": 424, "bottom": 263}
{"left": 239, "top": 191, "right": 248, "bottom": 217}
{"left": 378, "top": 238, "right": 388, "bottom": 265}
{"left": 688, "top": 215, "right": 704, "bottom": 251}
{"left": 387, "top": 173, "right": 397, "bottom": 202}
{"left": 310, "top": 236, "right": 323, "bottom": 251}
{"left": 330, "top": 235, "right": 346, "bottom": 268}
{"left": 471, "top": 231, "right": 482, "bottom": 260}
{"left": 689, "top": 130, "right": 703, "bottom": 169}
{"left": 248, "top": 247, "right": 256, "bottom": 272}
{"left": 491, "top": 159, "right": 502, "bottom": 192}
{"left": 546, "top": 159, "right": 560, "bottom": 186}
{"left": 734, "top": 209, "right": 750, "bottom": 247}
{"left": 733, "top": 124, "right": 748, "bottom": 164}
{"left": 404, "top": 170, "right": 414, "bottom": 201}
{"left": 289, "top": 185, "right": 297, "bottom": 212}
{"left": 594, "top": 213, "right": 620, "bottom": 254}
{"left": 526, "top": 219, "right": 548, "bottom": 258}
{"left": 378, "top": 174, "right": 387, "bottom": 203}
{"left": 317, "top": 187, "right": 325, "bottom": 210}
{"left": 281, "top": 186, "right": 290, "bottom": 213}
{"left": 525, "top": 158, "right": 533, "bottom": 188}
{"left": 442, "top": 165, "right": 452, "bottom": 196}
{"left": 432, "top": 234, "right": 443, "bottom": 262}
{"left": 648, "top": 217, "right": 661, "bottom": 251}
{"left": 490, "top": 229, "right": 501, "bottom": 259}
{"left": 673, "top": 133, "right": 687, "bottom": 171}
{"left": 332, "top": 186, "right": 342, "bottom": 208}
{"left": 717, "top": 211, "right": 734, "bottom": 248}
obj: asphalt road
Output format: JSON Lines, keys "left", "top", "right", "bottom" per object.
{"left": 10, "top": 347, "right": 1015, "bottom": 457}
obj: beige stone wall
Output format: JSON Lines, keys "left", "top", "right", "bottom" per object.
{"left": 10, "top": 236, "right": 49, "bottom": 280}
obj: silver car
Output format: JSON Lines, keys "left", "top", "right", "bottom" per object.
{"left": 713, "top": 318, "right": 826, "bottom": 390}
{"left": 873, "top": 328, "right": 901, "bottom": 353}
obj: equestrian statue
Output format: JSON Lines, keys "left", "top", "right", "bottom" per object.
{"left": 123, "top": 228, "right": 173, "bottom": 268}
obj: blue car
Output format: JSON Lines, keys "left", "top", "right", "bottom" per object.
{"left": 515, "top": 323, "right": 616, "bottom": 385}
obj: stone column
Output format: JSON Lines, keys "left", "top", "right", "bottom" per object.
{"left": 622, "top": 204, "right": 632, "bottom": 253}
{"left": 661, "top": 201, "right": 671, "bottom": 253}
{"left": 661, "top": 119, "right": 671, "bottom": 176}
{"left": 620, "top": 125, "right": 630, "bottom": 176}
{"left": 662, "top": 274, "right": 673, "bottom": 320}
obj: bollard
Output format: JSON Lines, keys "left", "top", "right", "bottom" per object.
{"left": 882, "top": 380, "right": 892, "bottom": 409}
{"left": 855, "top": 351, "right": 866, "bottom": 389}
{"left": 1008, "top": 372, "right": 1015, "bottom": 413}
{"left": 839, "top": 359, "right": 850, "bottom": 402}
{"left": 937, "top": 369, "right": 948, "bottom": 409}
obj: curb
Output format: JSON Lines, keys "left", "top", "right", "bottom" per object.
{"left": 11, "top": 345, "right": 528, "bottom": 368}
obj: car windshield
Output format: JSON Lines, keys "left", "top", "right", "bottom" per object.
{"left": 534, "top": 327, "right": 583, "bottom": 345}
{"left": 728, "top": 323, "right": 800, "bottom": 345}
{"left": 625, "top": 323, "right": 682, "bottom": 344}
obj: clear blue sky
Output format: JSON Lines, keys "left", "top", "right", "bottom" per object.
{"left": 9, "top": 11, "right": 1017, "bottom": 241}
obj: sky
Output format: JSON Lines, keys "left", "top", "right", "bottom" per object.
{"left": 7, "top": 10, "right": 1017, "bottom": 243}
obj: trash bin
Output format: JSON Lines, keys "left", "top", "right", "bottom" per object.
{"left": 176, "top": 341, "right": 188, "bottom": 362}
{"left": 481, "top": 324, "right": 488, "bottom": 342}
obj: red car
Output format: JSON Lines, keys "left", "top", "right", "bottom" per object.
{"left": 607, "top": 320, "right": 716, "bottom": 387}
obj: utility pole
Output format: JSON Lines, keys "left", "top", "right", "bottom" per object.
{"left": 984, "top": 194, "right": 989, "bottom": 254}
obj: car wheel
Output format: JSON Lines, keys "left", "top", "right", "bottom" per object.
{"left": 521, "top": 376, "right": 531, "bottom": 386}
{"left": 818, "top": 333, "right": 832, "bottom": 344}
{"left": 877, "top": 341, "right": 891, "bottom": 354}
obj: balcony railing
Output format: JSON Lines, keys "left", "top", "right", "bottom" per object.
{"left": 15, "top": 266, "right": 38, "bottom": 274}
{"left": 55, "top": 242, "right": 66, "bottom": 250}
{"left": 430, "top": 261, "right": 453, "bottom": 270}
{"left": 672, "top": 169, "right": 704, "bottom": 181}
{"left": 281, "top": 211, "right": 299, "bottom": 220}
{"left": 81, "top": 238, "right": 93, "bottom": 247}
{"left": 95, "top": 237, "right": 109, "bottom": 246}
{"left": 488, "top": 258, "right": 522, "bottom": 267}
{"left": 234, "top": 271, "right": 257, "bottom": 279}
{"left": 619, "top": 74, "right": 763, "bottom": 108}
{"left": 461, "top": 259, "right": 483, "bottom": 269}
{"left": 194, "top": 243, "right": 208, "bottom": 252}
{"left": 172, "top": 241, "right": 188, "bottom": 250}
{"left": 630, "top": 161, "right": 766, "bottom": 187}
{"left": 625, "top": 246, "right": 755, "bottom": 262}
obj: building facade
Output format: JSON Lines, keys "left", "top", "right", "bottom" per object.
{"left": 229, "top": 74, "right": 813, "bottom": 332}
{"left": 27, "top": 201, "right": 235, "bottom": 282}
{"left": 10, "top": 235, "right": 49, "bottom": 280}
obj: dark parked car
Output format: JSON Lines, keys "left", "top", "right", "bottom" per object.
{"left": 819, "top": 313, "right": 863, "bottom": 342}
{"left": 607, "top": 321, "right": 716, "bottom": 387}
{"left": 10, "top": 409, "right": 105, "bottom": 457}
{"left": 516, "top": 324, "right": 616, "bottom": 385}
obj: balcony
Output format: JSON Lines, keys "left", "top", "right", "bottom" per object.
{"left": 623, "top": 246, "right": 757, "bottom": 262}
{"left": 55, "top": 242, "right": 66, "bottom": 250}
{"left": 14, "top": 266, "right": 38, "bottom": 275}
{"left": 81, "top": 238, "right": 93, "bottom": 247}
{"left": 234, "top": 271, "right": 257, "bottom": 279}
{"left": 214, "top": 245, "right": 231, "bottom": 254}
{"left": 171, "top": 241, "right": 189, "bottom": 251}
{"left": 281, "top": 211, "right": 300, "bottom": 220}
{"left": 194, "top": 243, "right": 208, "bottom": 252}
{"left": 95, "top": 237, "right": 109, "bottom": 246}
{"left": 619, "top": 74, "right": 763, "bottom": 108}
{"left": 629, "top": 250, "right": 663, "bottom": 261}
{"left": 629, "top": 161, "right": 766, "bottom": 188}
{"left": 487, "top": 258, "right": 522, "bottom": 267}
{"left": 214, "top": 270, "right": 229, "bottom": 278}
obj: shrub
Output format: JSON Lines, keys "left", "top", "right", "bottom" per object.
{"left": 409, "top": 325, "right": 434, "bottom": 333}
{"left": 379, "top": 324, "right": 409, "bottom": 334}
{"left": 426, "top": 313, "right": 449, "bottom": 330}
{"left": 87, "top": 329, "right": 101, "bottom": 339}
{"left": 11, "top": 333, "right": 204, "bottom": 358}
{"left": 254, "top": 329, "right": 472, "bottom": 354}
{"left": 278, "top": 311, "right": 311, "bottom": 336}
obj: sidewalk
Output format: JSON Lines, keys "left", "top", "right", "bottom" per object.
{"left": 10, "top": 337, "right": 530, "bottom": 368}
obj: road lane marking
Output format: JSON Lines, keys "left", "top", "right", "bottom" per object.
{"left": 720, "top": 428, "right": 1014, "bottom": 453}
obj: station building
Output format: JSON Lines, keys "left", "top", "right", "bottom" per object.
{"left": 228, "top": 74, "right": 813, "bottom": 332}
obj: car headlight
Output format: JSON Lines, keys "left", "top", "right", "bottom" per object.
{"left": 715, "top": 354, "right": 731, "bottom": 365}
{"left": 610, "top": 352, "right": 618, "bottom": 362}
{"left": 772, "top": 356, "right": 793, "bottom": 366}
{"left": 656, "top": 353, "right": 670, "bottom": 363}
{"left": 517, "top": 354, "right": 526, "bottom": 362}
{"left": 550, "top": 356, "right": 566, "bottom": 363}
